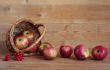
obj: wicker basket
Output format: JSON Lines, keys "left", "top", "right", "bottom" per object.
{"left": 6, "top": 19, "right": 46, "bottom": 56}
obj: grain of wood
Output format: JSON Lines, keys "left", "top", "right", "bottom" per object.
{"left": 27, "top": 0, "right": 110, "bottom": 5}
{"left": 42, "top": 5, "right": 110, "bottom": 19}
{"left": 98, "top": 23, "right": 110, "bottom": 32}
{"left": 0, "top": 5, "right": 109, "bottom": 23}
{"left": 24, "top": 5, "right": 110, "bottom": 23}
{"left": 0, "top": 5, "right": 109, "bottom": 19}
{"left": 0, "top": 0, "right": 27, "bottom": 5}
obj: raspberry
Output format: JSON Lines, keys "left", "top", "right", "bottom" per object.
{"left": 4, "top": 54, "right": 11, "bottom": 61}
{"left": 14, "top": 52, "right": 24, "bottom": 61}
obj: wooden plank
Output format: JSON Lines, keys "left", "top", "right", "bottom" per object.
{"left": 0, "top": 2, "right": 108, "bottom": 21}
{"left": 41, "top": 5, "right": 110, "bottom": 19}
{"left": 0, "top": 5, "right": 27, "bottom": 16}
{"left": 27, "top": 0, "right": 110, "bottom": 5}
{"left": 0, "top": 5, "right": 109, "bottom": 23}
{"left": 98, "top": 23, "right": 110, "bottom": 32}
{"left": 0, "top": 0, "right": 27, "bottom": 5}
{"left": 25, "top": 5, "right": 110, "bottom": 23}
{"left": 98, "top": 32, "right": 110, "bottom": 42}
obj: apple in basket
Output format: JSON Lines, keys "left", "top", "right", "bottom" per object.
{"left": 92, "top": 45, "right": 108, "bottom": 60}
{"left": 22, "top": 30, "right": 34, "bottom": 40}
{"left": 74, "top": 44, "right": 90, "bottom": 60}
{"left": 15, "top": 35, "right": 29, "bottom": 50}
{"left": 38, "top": 42, "right": 53, "bottom": 55}
{"left": 29, "top": 44, "right": 39, "bottom": 53}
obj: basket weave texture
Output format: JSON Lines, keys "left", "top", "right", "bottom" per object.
{"left": 6, "top": 19, "right": 46, "bottom": 56}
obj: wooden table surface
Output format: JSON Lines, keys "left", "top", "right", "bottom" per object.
{"left": 0, "top": 50, "right": 109, "bottom": 70}
{"left": 0, "top": 41, "right": 109, "bottom": 70}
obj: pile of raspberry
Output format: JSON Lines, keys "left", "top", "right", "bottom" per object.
{"left": 4, "top": 52, "right": 24, "bottom": 61}
{"left": 14, "top": 52, "right": 24, "bottom": 61}
{"left": 4, "top": 54, "right": 11, "bottom": 61}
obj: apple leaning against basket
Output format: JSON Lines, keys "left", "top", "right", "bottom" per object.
{"left": 40, "top": 42, "right": 57, "bottom": 60}
{"left": 43, "top": 47, "right": 57, "bottom": 60}
{"left": 39, "top": 42, "right": 53, "bottom": 55}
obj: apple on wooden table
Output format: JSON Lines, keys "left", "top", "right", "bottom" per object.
{"left": 92, "top": 45, "right": 108, "bottom": 60}
{"left": 59, "top": 45, "right": 73, "bottom": 58}
{"left": 74, "top": 44, "right": 90, "bottom": 60}
{"left": 43, "top": 47, "right": 57, "bottom": 60}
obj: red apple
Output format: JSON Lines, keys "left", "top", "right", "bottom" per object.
{"left": 38, "top": 42, "right": 53, "bottom": 55}
{"left": 74, "top": 44, "right": 90, "bottom": 60}
{"left": 22, "top": 30, "right": 34, "bottom": 40}
{"left": 15, "top": 35, "right": 29, "bottom": 50}
{"left": 59, "top": 45, "right": 73, "bottom": 58}
{"left": 92, "top": 45, "right": 108, "bottom": 60}
{"left": 43, "top": 47, "right": 57, "bottom": 60}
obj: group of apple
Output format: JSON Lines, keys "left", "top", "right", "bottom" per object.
{"left": 39, "top": 42, "right": 108, "bottom": 60}
{"left": 15, "top": 30, "right": 34, "bottom": 50}
{"left": 14, "top": 30, "right": 108, "bottom": 60}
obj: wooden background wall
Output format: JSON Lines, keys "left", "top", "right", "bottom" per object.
{"left": 0, "top": 0, "right": 110, "bottom": 54}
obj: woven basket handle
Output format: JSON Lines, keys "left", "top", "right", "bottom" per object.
{"left": 21, "top": 24, "right": 46, "bottom": 52}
